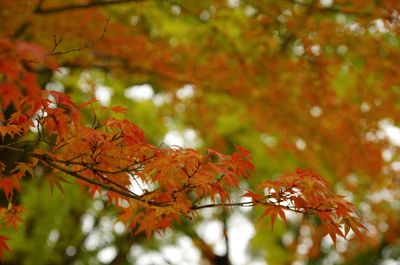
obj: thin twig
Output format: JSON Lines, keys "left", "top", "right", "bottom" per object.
{"left": 24, "top": 18, "right": 110, "bottom": 65}
{"left": 47, "top": 18, "right": 110, "bottom": 57}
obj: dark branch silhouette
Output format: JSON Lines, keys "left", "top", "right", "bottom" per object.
{"left": 34, "top": 0, "right": 145, "bottom": 14}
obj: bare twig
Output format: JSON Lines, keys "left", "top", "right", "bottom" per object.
{"left": 46, "top": 18, "right": 110, "bottom": 57}
{"left": 22, "top": 18, "right": 110, "bottom": 65}
{"left": 49, "top": 35, "right": 63, "bottom": 54}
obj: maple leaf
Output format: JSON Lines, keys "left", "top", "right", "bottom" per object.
{"left": 0, "top": 58, "right": 21, "bottom": 79}
{"left": 11, "top": 162, "right": 34, "bottom": 178}
{"left": 0, "top": 177, "right": 21, "bottom": 200}
{"left": 242, "top": 190, "right": 264, "bottom": 202}
{"left": 78, "top": 98, "right": 98, "bottom": 110}
{"left": 0, "top": 125, "right": 22, "bottom": 141}
{"left": 0, "top": 83, "right": 22, "bottom": 108}
{"left": 0, "top": 236, "right": 11, "bottom": 259}
{"left": 322, "top": 222, "right": 346, "bottom": 246}
{"left": 0, "top": 162, "right": 5, "bottom": 172}
{"left": 16, "top": 40, "right": 46, "bottom": 62}
{"left": 48, "top": 174, "right": 70, "bottom": 195}
{"left": 3, "top": 205, "right": 23, "bottom": 230}
{"left": 21, "top": 73, "right": 42, "bottom": 95}
{"left": 111, "top": 106, "right": 128, "bottom": 114}
{"left": 261, "top": 206, "right": 287, "bottom": 230}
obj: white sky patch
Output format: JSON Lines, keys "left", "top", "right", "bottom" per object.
{"left": 196, "top": 220, "right": 226, "bottom": 256}
{"left": 346, "top": 173, "right": 359, "bottom": 185}
{"left": 378, "top": 222, "right": 388, "bottom": 232}
{"left": 47, "top": 229, "right": 60, "bottom": 247}
{"left": 66, "top": 246, "right": 77, "bottom": 256}
{"left": 391, "top": 161, "right": 400, "bottom": 171}
{"left": 295, "top": 138, "right": 307, "bottom": 150}
{"left": 95, "top": 85, "right": 112, "bottom": 106}
{"left": 131, "top": 234, "right": 200, "bottom": 265}
{"left": 293, "top": 44, "right": 305, "bottom": 56}
{"left": 368, "top": 188, "right": 396, "bottom": 203}
{"left": 129, "top": 175, "right": 150, "bottom": 196}
{"left": 228, "top": 212, "right": 256, "bottom": 265}
{"left": 81, "top": 214, "right": 95, "bottom": 234}
{"left": 93, "top": 200, "right": 104, "bottom": 211}
{"left": 47, "top": 94, "right": 57, "bottom": 109}
{"left": 176, "top": 84, "right": 195, "bottom": 100}
{"left": 161, "top": 245, "right": 183, "bottom": 264}
{"left": 54, "top": 67, "right": 70, "bottom": 79}
{"left": 382, "top": 148, "right": 394, "bottom": 161}
{"left": 361, "top": 102, "right": 370, "bottom": 112}
{"left": 282, "top": 232, "right": 295, "bottom": 247}
{"left": 347, "top": 22, "right": 365, "bottom": 35}
{"left": 260, "top": 133, "right": 277, "bottom": 147}
{"left": 320, "top": 0, "right": 333, "bottom": 7}
{"left": 135, "top": 251, "right": 167, "bottom": 265}
{"left": 321, "top": 250, "right": 341, "bottom": 265}
{"left": 244, "top": 5, "right": 257, "bottom": 17}
{"left": 381, "top": 259, "right": 400, "bottom": 265}
{"left": 84, "top": 217, "right": 115, "bottom": 252}
{"left": 45, "top": 81, "right": 64, "bottom": 92}
{"left": 130, "top": 16, "right": 140, "bottom": 26}
{"left": 176, "top": 236, "right": 201, "bottom": 264}
{"left": 153, "top": 93, "right": 173, "bottom": 106}
{"left": 336, "top": 237, "right": 349, "bottom": 254}
{"left": 29, "top": 120, "right": 39, "bottom": 133}
{"left": 249, "top": 261, "right": 267, "bottom": 265}
{"left": 78, "top": 71, "right": 95, "bottom": 93}
{"left": 171, "top": 5, "right": 181, "bottom": 16}
{"left": 310, "top": 106, "right": 322, "bottom": 117}
{"left": 100, "top": 216, "right": 114, "bottom": 233}
{"left": 163, "top": 128, "right": 201, "bottom": 148}
{"left": 128, "top": 245, "right": 142, "bottom": 262}
{"left": 113, "top": 221, "right": 126, "bottom": 235}
{"left": 198, "top": 198, "right": 219, "bottom": 218}
{"left": 379, "top": 119, "right": 400, "bottom": 146}
{"left": 125, "top": 84, "right": 154, "bottom": 101}
{"left": 194, "top": 212, "right": 259, "bottom": 265}
{"left": 117, "top": 199, "right": 130, "bottom": 208}
{"left": 97, "top": 246, "right": 118, "bottom": 264}
{"left": 239, "top": 196, "right": 253, "bottom": 213}
{"left": 228, "top": 0, "right": 240, "bottom": 8}
{"left": 84, "top": 230, "right": 102, "bottom": 251}
{"left": 285, "top": 210, "right": 302, "bottom": 223}
{"left": 30, "top": 114, "right": 45, "bottom": 133}
{"left": 311, "top": 44, "right": 321, "bottom": 56}
{"left": 370, "top": 19, "right": 389, "bottom": 34}
{"left": 200, "top": 10, "right": 210, "bottom": 21}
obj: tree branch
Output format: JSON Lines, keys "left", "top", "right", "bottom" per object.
{"left": 0, "top": 144, "right": 161, "bottom": 206}
{"left": 61, "top": 61, "right": 194, "bottom": 85}
{"left": 191, "top": 200, "right": 333, "bottom": 214}
{"left": 0, "top": 144, "right": 334, "bottom": 215}
{"left": 282, "top": 0, "right": 373, "bottom": 17}
{"left": 34, "top": 0, "right": 145, "bottom": 14}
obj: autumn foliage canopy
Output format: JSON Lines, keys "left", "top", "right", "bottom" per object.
{"left": 1, "top": 0, "right": 400, "bottom": 264}
{"left": 0, "top": 36, "right": 363, "bottom": 258}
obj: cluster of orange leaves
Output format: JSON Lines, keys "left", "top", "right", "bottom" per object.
{"left": 0, "top": 37, "right": 363, "bottom": 258}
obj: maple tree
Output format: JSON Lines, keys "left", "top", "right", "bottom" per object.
{"left": 1, "top": 0, "right": 400, "bottom": 264}
{"left": 0, "top": 36, "right": 361, "bottom": 261}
